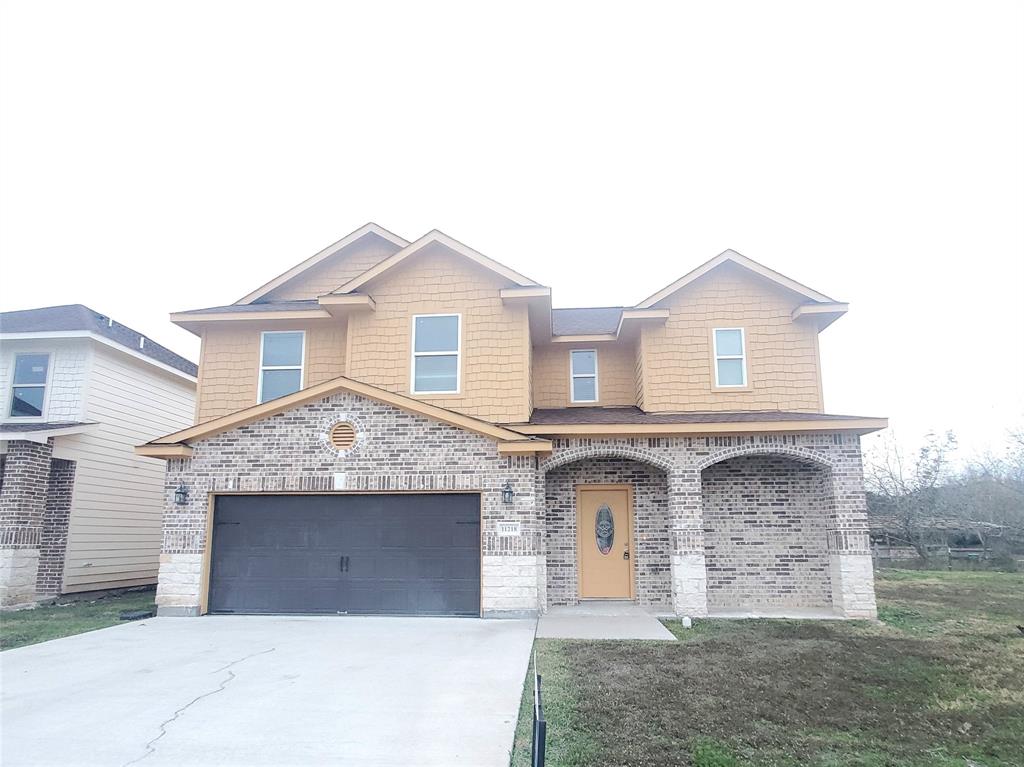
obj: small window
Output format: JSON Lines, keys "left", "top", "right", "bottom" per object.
{"left": 713, "top": 328, "right": 747, "bottom": 387}
{"left": 9, "top": 353, "right": 50, "bottom": 417}
{"left": 570, "top": 349, "right": 598, "bottom": 403}
{"left": 258, "top": 331, "right": 304, "bottom": 403}
{"left": 412, "top": 315, "right": 460, "bottom": 394}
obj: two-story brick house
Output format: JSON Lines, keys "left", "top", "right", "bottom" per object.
{"left": 0, "top": 305, "right": 197, "bottom": 607}
{"left": 138, "top": 223, "right": 885, "bottom": 619}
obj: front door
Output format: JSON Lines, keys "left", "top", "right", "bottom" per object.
{"left": 576, "top": 485, "right": 634, "bottom": 599}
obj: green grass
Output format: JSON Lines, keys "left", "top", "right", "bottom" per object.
{"left": 511, "top": 570, "right": 1024, "bottom": 766}
{"left": 0, "top": 589, "right": 156, "bottom": 650}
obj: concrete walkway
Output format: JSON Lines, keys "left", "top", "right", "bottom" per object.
{"left": 536, "top": 602, "right": 677, "bottom": 640}
{"left": 1, "top": 616, "right": 536, "bottom": 766}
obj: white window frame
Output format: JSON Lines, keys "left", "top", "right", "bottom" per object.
{"left": 569, "top": 348, "right": 599, "bottom": 403}
{"left": 410, "top": 313, "right": 461, "bottom": 395}
{"left": 713, "top": 327, "right": 747, "bottom": 388}
{"left": 257, "top": 330, "right": 306, "bottom": 404}
{"left": 7, "top": 351, "right": 52, "bottom": 420}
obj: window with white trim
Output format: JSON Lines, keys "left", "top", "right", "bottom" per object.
{"left": 412, "top": 314, "right": 460, "bottom": 394}
{"left": 9, "top": 353, "right": 50, "bottom": 417}
{"left": 570, "top": 349, "right": 598, "bottom": 403}
{"left": 713, "top": 328, "right": 747, "bottom": 387}
{"left": 258, "top": 331, "right": 305, "bottom": 403}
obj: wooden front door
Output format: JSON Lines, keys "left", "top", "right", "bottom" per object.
{"left": 576, "top": 485, "right": 634, "bottom": 599}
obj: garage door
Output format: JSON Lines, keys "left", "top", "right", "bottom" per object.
{"left": 208, "top": 494, "right": 480, "bottom": 616}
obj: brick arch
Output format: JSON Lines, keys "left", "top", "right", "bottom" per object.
{"left": 695, "top": 443, "right": 835, "bottom": 472}
{"left": 539, "top": 444, "right": 675, "bottom": 474}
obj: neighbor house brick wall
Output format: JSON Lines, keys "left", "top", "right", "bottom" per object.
{"left": 701, "top": 455, "right": 832, "bottom": 609}
{"left": 344, "top": 245, "right": 532, "bottom": 423}
{"left": 35, "top": 458, "right": 75, "bottom": 598}
{"left": 544, "top": 457, "right": 671, "bottom": 607}
{"left": 159, "top": 390, "right": 541, "bottom": 616}
{"left": 639, "top": 263, "right": 824, "bottom": 413}
{"left": 0, "top": 439, "right": 52, "bottom": 607}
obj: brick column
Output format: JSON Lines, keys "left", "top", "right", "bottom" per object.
{"left": 825, "top": 440, "right": 878, "bottom": 619}
{"left": 668, "top": 469, "right": 708, "bottom": 617}
{"left": 0, "top": 439, "right": 53, "bottom": 608}
{"left": 36, "top": 459, "right": 76, "bottom": 598}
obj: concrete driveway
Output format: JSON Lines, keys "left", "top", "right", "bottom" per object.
{"left": 1, "top": 616, "right": 536, "bottom": 767}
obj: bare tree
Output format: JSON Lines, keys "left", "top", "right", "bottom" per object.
{"left": 865, "top": 431, "right": 958, "bottom": 560}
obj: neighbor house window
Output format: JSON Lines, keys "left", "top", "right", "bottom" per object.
{"left": 412, "top": 314, "right": 460, "bottom": 394}
{"left": 570, "top": 349, "right": 598, "bottom": 403}
{"left": 713, "top": 328, "right": 747, "bottom": 387}
{"left": 9, "top": 353, "right": 50, "bottom": 417}
{"left": 258, "top": 331, "right": 305, "bottom": 403}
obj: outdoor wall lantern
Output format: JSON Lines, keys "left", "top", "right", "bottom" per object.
{"left": 174, "top": 483, "right": 190, "bottom": 506}
{"left": 501, "top": 480, "right": 515, "bottom": 504}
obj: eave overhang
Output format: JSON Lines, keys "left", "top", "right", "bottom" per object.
{"left": 135, "top": 375, "right": 552, "bottom": 459}
{"left": 791, "top": 302, "right": 849, "bottom": 330}
{"left": 317, "top": 293, "right": 376, "bottom": 316}
{"left": 509, "top": 417, "right": 888, "bottom": 437}
{"left": 170, "top": 308, "right": 333, "bottom": 335}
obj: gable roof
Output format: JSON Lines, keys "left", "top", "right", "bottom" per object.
{"left": 136, "top": 374, "right": 551, "bottom": 457}
{"left": 332, "top": 230, "right": 540, "bottom": 295}
{"left": 0, "top": 304, "right": 197, "bottom": 377}
{"left": 236, "top": 222, "right": 409, "bottom": 305}
{"left": 636, "top": 249, "right": 837, "bottom": 309}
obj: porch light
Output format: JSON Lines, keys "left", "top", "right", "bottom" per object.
{"left": 174, "top": 483, "right": 189, "bottom": 506}
{"left": 501, "top": 480, "right": 515, "bottom": 504}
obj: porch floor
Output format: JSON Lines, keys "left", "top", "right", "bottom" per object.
{"left": 537, "top": 601, "right": 677, "bottom": 641}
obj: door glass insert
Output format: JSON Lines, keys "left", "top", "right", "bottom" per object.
{"left": 595, "top": 504, "right": 614, "bottom": 554}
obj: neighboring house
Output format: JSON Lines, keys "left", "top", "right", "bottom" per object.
{"left": 138, "top": 223, "right": 885, "bottom": 619}
{"left": 0, "top": 305, "right": 197, "bottom": 607}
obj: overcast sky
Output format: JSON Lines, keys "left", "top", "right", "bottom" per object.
{"left": 1, "top": 1, "right": 1021, "bottom": 459}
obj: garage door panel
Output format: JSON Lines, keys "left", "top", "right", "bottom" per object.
{"left": 209, "top": 494, "right": 481, "bottom": 616}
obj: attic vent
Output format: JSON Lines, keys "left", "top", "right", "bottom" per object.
{"left": 329, "top": 422, "right": 357, "bottom": 451}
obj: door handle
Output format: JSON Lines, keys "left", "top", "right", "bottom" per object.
{"left": 623, "top": 550, "right": 630, "bottom": 560}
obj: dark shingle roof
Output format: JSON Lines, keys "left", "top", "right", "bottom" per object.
{"left": 551, "top": 307, "right": 625, "bottom": 336}
{"left": 0, "top": 305, "right": 197, "bottom": 377}
{"left": 527, "top": 407, "right": 876, "bottom": 425}
{"left": 173, "top": 300, "right": 321, "bottom": 315}
{"left": 0, "top": 421, "right": 93, "bottom": 433}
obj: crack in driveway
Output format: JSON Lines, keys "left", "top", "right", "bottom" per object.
{"left": 122, "top": 648, "right": 276, "bottom": 766}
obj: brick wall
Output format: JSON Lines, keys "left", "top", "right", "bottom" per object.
{"left": 702, "top": 455, "right": 832, "bottom": 609}
{"left": 544, "top": 457, "right": 671, "bottom": 606}
{"left": 159, "top": 390, "right": 541, "bottom": 616}
{"left": 0, "top": 439, "right": 53, "bottom": 607}
{"left": 36, "top": 458, "right": 75, "bottom": 598}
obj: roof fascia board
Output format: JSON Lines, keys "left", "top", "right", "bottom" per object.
{"left": 0, "top": 331, "right": 197, "bottom": 383}
{"left": 637, "top": 250, "right": 837, "bottom": 308}
{"left": 550, "top": 333, "right": 619, "bottom": 344}
{"left": 510, "top": 417, "right": 888, "bottom": 437}
{"left": 0, "top": 423, "right": 100, "bottom": 443}
{"left": 235, "top": 223, "right": 409, "bottom": 305}
{"left": 140, "top": 375, "right": 536, "bottom": 450}
{"left": 792, "top": 302, "right": 849, "bottom": 329}
{"left": 135, "top": 443, "right": 195, "bottom": 458}
{"left": 615, "top": 308, "right": 669, "bottom": 336}
{"left": 317, "top": 294, "right": 377, "bottom": 314}
{"left": 334, "top": 230, "right": 539, "bottom": 295}
{"left": 500, "top": 286, "right": 551, "bottom": 302}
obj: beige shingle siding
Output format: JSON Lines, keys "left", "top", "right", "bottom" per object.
{"left": 345, "top": 248, "right": 531, "bottom": 423}
{"left": 195, "top": 321, "right": 347, "bottom": 423}
{"left": 640, "top": 263, "right": 824, "bottom": 413}
{"left": 263, "top": 234, "right": 399, "bottom": 301}
{"left": 532, "top": 342, "right": 637, "bottom": 408}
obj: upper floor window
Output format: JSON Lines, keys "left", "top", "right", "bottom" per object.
{"left": 412, "top": 314, "right": 460, "bottom": 394}
{"left": 258, "top": 331, "right": 304, "bottom": 403}
{"left": 713, "top": 328, "right": 747, "bottom": 387}
{"left": 9, "top": 353, "right": 50, "bottom": 417}
{"left": 570, "top": 349, "right": 598, "bottom": 403}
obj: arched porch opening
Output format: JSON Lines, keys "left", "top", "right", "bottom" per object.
{"left": 700, "top": 451, "right": 835, "bottom": 613}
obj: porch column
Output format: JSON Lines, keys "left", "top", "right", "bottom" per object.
{"left": 825, "top": 444, "right": 878, "bottom": 619}
{"left": 668, "top": 469, "right": 708, "bottom": 617}
{"left": 0, "top": 439, "right": 53, "bottom": 608}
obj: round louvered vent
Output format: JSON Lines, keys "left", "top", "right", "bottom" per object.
{"left": 329, "top": 422, "right": 356, "bottom": 451}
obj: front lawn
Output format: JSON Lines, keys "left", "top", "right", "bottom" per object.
{"left": 511, "top": 570, "right": 1024, "bottom": 766}
{"left": 0, "top": 589, "right": 156, "bottom": 651}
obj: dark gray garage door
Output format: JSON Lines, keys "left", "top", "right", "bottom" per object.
{"left": 208, "top": 494, "right": 481, "bottom": 616}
